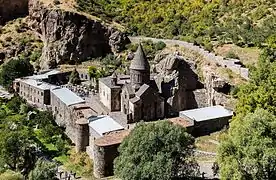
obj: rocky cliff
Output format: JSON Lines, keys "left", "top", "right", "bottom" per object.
{"left": 0, "top": 0, "right": 29, "bottom": 25}
{"left": 154, "top": 54, "right": 199, "bottom": 115}
{"left": 28, "top": 0, "right": 130, "bottom": 69}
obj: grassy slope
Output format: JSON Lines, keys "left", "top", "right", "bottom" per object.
{"left": 0, "top": 18, "right": 43, "bottom": 64}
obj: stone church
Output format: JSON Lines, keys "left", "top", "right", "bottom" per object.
{"left": 99, "top": 44, "right": 165, "bottom": 122}
{"left": 98, "top": 43, "right": 200, "bottom": 123}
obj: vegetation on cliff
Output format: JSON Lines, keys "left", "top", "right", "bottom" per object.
{"left": 76, "top": 0, "right": 276, "bottom": 49}
{"left": 0, "top": 18, "right": 43, "bottom": 64}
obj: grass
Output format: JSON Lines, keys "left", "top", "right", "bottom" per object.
{"left": 54, "top": 148, "right": 94, "bottom": 178}
{"left": 215, "top": 44, "right": 260, "bottom": 67}
{"left": 195, "top": 130, "right": 226, "bottom": 153}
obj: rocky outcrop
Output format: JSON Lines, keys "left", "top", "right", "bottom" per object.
{"left": 0, "top": 0, "right": 29, "bottom": 25}
{"left": 28, "top": 0, "right": 130, "bottom": 69}
{"left": 154, "top": 54, "right": 199, "bottom": 115}
{"left": 203, "top": 69, "right": 231, "bottom": 107}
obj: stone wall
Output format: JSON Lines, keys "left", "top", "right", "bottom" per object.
{"left": 99, "top": 81, "right": 112, "bottom": 110}
{"left": 17, "top": 80, "right": 50, "bottom": 108}
{"left": 93, "top": 143, "right": 120, "bottom": 178}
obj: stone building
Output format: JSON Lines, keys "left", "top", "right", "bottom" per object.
{"left": 99, "top": 73, "right": 122, "bottom": 111}
{"left": 179, "top": 105, "right": 233, "bottom": 136}
{"left": 50, "top": 87, "right": 85, "bottom": 127}
{"left": 13, "top": 78, "right": 53, "bottom": 108}
{"left": 99, "top": 44, "right": 165, "bottom": 123}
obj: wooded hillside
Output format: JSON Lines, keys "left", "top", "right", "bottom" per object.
{"left": 76, "top": 0, "right": 276, "bottom": 49}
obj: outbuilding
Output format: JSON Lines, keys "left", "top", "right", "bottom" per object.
{"left": 179, "top": 105, "right": 233, "bottom": 136}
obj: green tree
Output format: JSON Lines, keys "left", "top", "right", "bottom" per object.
{"left": 114, "top": 121, "right": 199, "bottom": 180}
{"left": 235, "top": 37, "right": 276, "bottom": 116}
{"left": 88, "top": 66, "right": 103, "bottom": 81}
{"left": 6, "top": 95, "right": 25, "bottom": 114}
{"left": 0, "top": 127, "right": 36, "bottom": 173}
{"left": 32, "top": 111, "right": 54, "bottom": 128}
{"left": 0, "top": 57, "right": 34, "bottom": 89}
{"left": 69, "top": 69, "right": 81, "bottom": 85}
{"left": 218, "top": 109, "right": 276, "bottom": 179}
{"left": 28, "top": 159, "right": 57, "bottom": 180}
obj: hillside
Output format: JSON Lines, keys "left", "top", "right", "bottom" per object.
{"left": 76, "top": 0, "right": 276, "bottom": 49}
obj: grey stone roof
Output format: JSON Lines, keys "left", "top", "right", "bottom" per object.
{"left": 130, "top": 44, "right": 150, "bottom": 71}
{"left": 136, "top": 84, "right": 150, "bottom": 97}
{"left": 124, "top": 83, "right": 135, "bottom": 95}
{"left": 99, "top": 76, "right": 121, "bottom": 89}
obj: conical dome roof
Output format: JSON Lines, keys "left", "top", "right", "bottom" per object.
{"left": 130, "top": 44, "right": 150, "bottom": 71}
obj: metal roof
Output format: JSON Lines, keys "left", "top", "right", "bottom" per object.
{"left": 20, "top": 79, "right": 54, "bottom": 90}
{"left": 88, "top": 115, "right": 124, "bottom": 136}
{"left": 51, "top": 87, "right": 85, "bottom": 106}
{"left": 179, "top": 105, "right": 233, "bottom": 122}
{"left": 27, "top": 69, "right": 61, "bottom": 80}
{"left": 130, "top": 44, "right": 150, "bottom": 70}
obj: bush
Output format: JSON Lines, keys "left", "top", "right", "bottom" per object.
{"left": 155, "top": 41, "right": 166, "bottom": 50}
{"left": 53, "top": 0, "right": 61, "bottom": 5}
{"left": 6, "top": 96, "right": 25, "bottom": 113}
{"left": 226, "top": 51, "right": 239, "bottom": 59}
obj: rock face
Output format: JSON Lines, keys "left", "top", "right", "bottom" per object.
{"left": 154, "top": 55, "right": 199, "bottom": 115}
{"left": 28, "top": 0, "right": 130, "bottom": 69}
{"left": 203, "top": 69, "right": 231, "bottom": 107}
{"left": 0, "top": 0, "right": 29, "bottom": 25}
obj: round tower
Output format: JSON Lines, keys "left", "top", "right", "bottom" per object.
{"left": 75, "top": 118, "right": 89, "bottom": 153}
{"left": 130, "top": 44, "right": 150, "bottom": 89}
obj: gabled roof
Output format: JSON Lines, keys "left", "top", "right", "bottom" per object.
{"left": 123, "top": 83, "right": 135, "bottom": 95}
{"left": 130, "top": 44, "right": 150, "bottom": 71}
{"left": 136, "top": 84, "right": 150, "bottom": 97}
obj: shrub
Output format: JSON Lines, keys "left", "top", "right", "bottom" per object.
{"left": 225, "top": 51, "right": 239, "bottom": 59}
{"left": 53, "top": 0, "right": 61, "bottom": 5}
{"left": 155, "top": 41, "right": 166, "bottom": 50}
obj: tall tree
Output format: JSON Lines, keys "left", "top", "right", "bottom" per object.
{"left": 235, "top": 35, "right": 276, "bottom": 116}
{"left": 0, "top": 57, "right": 34, "bottom": 89}
{"left": 218, "top": 109, "right": 276, "bottom": 179}
{"left": 69, "top": 69, "right": 81, "bottom": 85}
{"left": 0, "top": 127, "right": 36, "bottom": 173}
{"left": 114, "top": 121, "right": 199, "bottom": 180}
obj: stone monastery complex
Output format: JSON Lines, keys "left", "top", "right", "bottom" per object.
{"left": 13, "top": 44, "right": 233, "bottom": 178}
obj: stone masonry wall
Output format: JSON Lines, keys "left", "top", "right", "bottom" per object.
{"left": 93, "top": 143, "right": 120, "bottom": 178}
